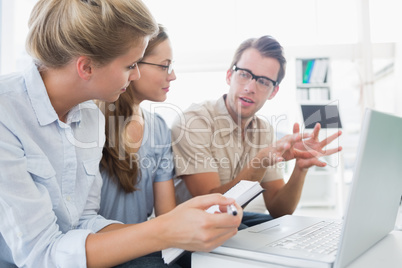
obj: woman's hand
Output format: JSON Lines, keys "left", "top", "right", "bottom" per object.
{"left": 160, "top": 194, "right": 242, "bottom": 252}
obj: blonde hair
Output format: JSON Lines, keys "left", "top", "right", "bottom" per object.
{"left": 26, "top": 0, "right": 158, "bottom": 69}
{"left": 99, "top": 25, "right": 169, "bottom": 193}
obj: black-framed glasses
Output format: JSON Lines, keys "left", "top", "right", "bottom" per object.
{"left": 232, "top": 65, "right": 278, "bottom": 92}
{"left": 138, "top": 61, "right": 174, "bottom": 74}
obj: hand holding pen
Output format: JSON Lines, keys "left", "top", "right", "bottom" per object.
{"left": 227, "top": 204, "right": 238, "bottom": 216}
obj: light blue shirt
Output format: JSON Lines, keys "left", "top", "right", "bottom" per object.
{"left": 0, "top": 62, "right": 119, "bottom": 267}
{"left": 99, "top": 109, "right": 175, "bottom": 224}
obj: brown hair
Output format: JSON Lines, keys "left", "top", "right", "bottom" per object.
{"left": 99, "top": 25, "right": 169, "bottom": 192}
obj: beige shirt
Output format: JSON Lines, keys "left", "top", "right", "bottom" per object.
{"left": 172, "top": 95, "right": 283, "bottom": 186}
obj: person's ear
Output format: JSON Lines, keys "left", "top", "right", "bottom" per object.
{"left": 76, "top": 56, "right": 93, "bottom": 80}
{"left": 267, "top": 85, "right": 279, "bottom": 100}
{"left": 226, "top": 69, "right": 233, "bottom": 85}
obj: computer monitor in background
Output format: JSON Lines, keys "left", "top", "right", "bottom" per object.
{"left": 298, "top": 103, "right": 343, "bottom": 207}
{"left": 301, "top": 104, "right": 342, "bottom": 129}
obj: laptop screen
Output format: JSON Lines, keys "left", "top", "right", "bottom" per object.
{"left": 301, "top": 104, "right": 342, "bottom": 129}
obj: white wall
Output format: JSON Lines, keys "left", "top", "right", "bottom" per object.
{"left": 1, "top": 0, "right": 401, "bottom": 202}
{"left": 138, "top": 0, "right": 400, "bottom": 122}
{"left": 1, "top": 0, "right": 401, "bottom": 130}
{"left": 0, "top": 0, "right": 36, "bottom": 75}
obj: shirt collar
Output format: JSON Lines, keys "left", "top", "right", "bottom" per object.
{"left": 66, "top": 103, "right": 83, "bottom": 124}
{"left": 24, "top": 61, "right": 82, "bottom": 126}
{"left": 215, "top": 94, "right": 257, "bottom": 137}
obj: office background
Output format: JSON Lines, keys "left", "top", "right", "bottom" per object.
{"left": 1, "top": 0, "right": 401, "bottom": 216}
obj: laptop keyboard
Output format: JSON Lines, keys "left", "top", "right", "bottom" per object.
{"left": 268, "top": 221, "right": 342, "bottom": 255}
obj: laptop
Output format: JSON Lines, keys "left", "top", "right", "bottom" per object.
{"left": 212, "top": 109, "right": 402, "bottom": 268}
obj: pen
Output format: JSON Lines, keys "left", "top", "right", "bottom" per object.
{"left": 227, "top": 204, "right": 238, "bottom": 216}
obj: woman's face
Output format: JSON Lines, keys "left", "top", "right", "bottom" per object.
{"left": 130, "top": 39, "right": 176, "bottom": 103}
{"left": 89, "top": 38, "right": 149, "bottom": 103}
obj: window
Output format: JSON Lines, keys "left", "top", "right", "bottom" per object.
{"left": 0, "top": 0, "right": 37, "bottom": 75}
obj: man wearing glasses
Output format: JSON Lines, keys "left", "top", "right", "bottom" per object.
{"left": 171, "top": 35, "right": 342, "bottom": 229}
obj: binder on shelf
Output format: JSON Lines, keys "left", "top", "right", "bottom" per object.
{"left": 302, "top": 59, "right": 315, "bottom": 83}
{"left": 299, "top": 58, "right": 329, "bottom": 85}
{"left": 296, "top": 59, "right": 303, "bottom": 84}
{"left": 315, "top": 58, "right": 329, "bottom": 84}
{"left": 296, "top": 58, "right": 330, "bottom": 101}
{"left": 309, "top": 59, "right": 322, "bottom": 84}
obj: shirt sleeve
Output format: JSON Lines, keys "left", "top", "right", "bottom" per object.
{"left": 153, "top": 114, "right": 175, "bottom": 182}
{"left": 261, "top": 123, "right": 284, "bottom": 183}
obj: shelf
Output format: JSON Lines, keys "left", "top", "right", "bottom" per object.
{"left": 295, "top": 57, "right": 342, "bottom": 208}
{"left": 296, "top": 83, "right": 330, "bottom": 88}
{"left": 296, "top": 57, "right": 331, "bottom": 102}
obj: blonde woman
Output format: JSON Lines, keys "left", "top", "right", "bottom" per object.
{"left": 0, "top": 1, "right": 241, "bottom": 268}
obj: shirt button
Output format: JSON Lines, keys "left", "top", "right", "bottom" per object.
{"left": 17, "top": 232, "right": 23, "bottom": 238}
{"left": 66, "top": 196, "right": 71, "bottom": 201}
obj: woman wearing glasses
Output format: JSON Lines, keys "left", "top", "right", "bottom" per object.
{"left": 97, "top": 25, "right": 190, "bottom": 266}
{"left": 0, "top": 1, "right": 241, "bottom": 267}
{"left": 98, "top": 25, "right": 176, "bottom": 226}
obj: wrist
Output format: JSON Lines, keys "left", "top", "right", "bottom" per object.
{"left": 255, "top": 150, "right": 278, "bottom": 167}
{"left": 153, "top": 213, "right": 175, "bottom": 250}
{"left": 295, "top": 159, "right": 309, "bottom": 172}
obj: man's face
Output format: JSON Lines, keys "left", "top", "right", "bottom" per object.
{"left": 225, "top": 48, "right": 280, "bottom": 123}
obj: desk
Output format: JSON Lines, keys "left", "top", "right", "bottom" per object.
{"left": 192, "top": 231, "right": 402, "bottom": 268}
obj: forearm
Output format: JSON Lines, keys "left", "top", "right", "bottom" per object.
{"left": 210, "top": 153, "right": 269, "bottom": 194}
{"left": 86, "top": 195, "right": 242, "bottom": 267}
{"left": 209, "top": 177, "right": 243, "bottom": 195}
{"left": 154, "top": 180, "right": 176, "bottom": 216}
{"left": 266, "top": 165, "right": 308, "bottom": 218}
{"left": 155, "top": 200, "right": 176, "bottom": 217}
{"left": 182, "top": 149, "right": 274, "bottom": 197}
{"left": 86, "top": 219, "right": 168, "bottom": 267}
{"left": 97, "top": 223, "right": 129, "bottom": 233}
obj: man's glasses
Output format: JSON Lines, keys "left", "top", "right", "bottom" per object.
{"left": 232, "top": 65, "right": 277, "bottom": 92}
{"left": 138, "top": 61, "right": 174, "bottom": 74}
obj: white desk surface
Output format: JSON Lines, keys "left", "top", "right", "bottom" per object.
{"left": 192, "top": 230, "right": 402, "bottom": 268}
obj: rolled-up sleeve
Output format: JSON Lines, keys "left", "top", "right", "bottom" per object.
{"left": 53, "top": 229, "right": 93, "bottom": 267}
